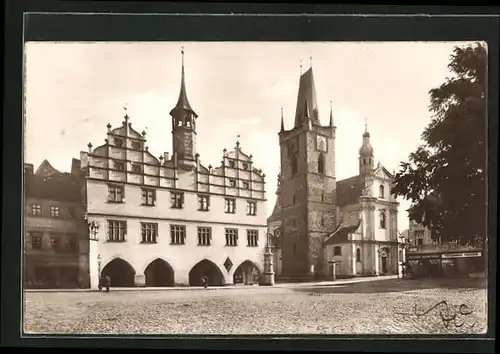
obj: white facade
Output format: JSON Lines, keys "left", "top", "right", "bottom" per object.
{"left": 81, "top": 53, "right": 268, "bottom": 288}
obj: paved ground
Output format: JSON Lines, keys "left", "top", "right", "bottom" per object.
{"left": 23, "top": 277, "right": 487, "bottom": 335}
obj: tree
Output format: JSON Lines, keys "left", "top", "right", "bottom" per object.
{"left": 391, "top": 42, "right": 487, "bottom": 245}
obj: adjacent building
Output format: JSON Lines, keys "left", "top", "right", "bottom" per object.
{"left": 267, "top": 65, "right": 400, "bottom": 281}
{"left": 80, "top": 50, "right": 268, "bottom": 289}
{"left": 24, "top": 160, "right": 89, "bottom": 288}
{"left": 406, "top": 220, "right": 486, "bottom": 277}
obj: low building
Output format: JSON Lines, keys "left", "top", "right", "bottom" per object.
{"left": 24, "top": 160, "right": 89, "bottom": 288}
{"left": 406, "top": 220, "right": 486, "bottom": 278}
{"left": 80, "top": 49, "right": 268, "bottom": 289}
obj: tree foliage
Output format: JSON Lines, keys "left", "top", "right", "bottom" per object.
{"left": 391, "top": 42, "right": 487, "bottom": 245}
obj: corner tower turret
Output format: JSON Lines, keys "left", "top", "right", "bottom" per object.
{"left": 359, "top": 120, "right": 374, "bottom": 178}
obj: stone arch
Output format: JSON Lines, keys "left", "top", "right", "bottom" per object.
{"left": 232, "top": 260, "right": 262, "bottom": 285}
{"left": 144, "top": 258, "right": 175, "bottom": 287}
{"left": 188, "top": 259, "right": 225, "bottom": 286}
{"left": 101, "top": 257, "right": 136, "bottom": 287}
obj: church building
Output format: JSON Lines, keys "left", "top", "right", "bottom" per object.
{"left": 267, "top": 64, "right": 400, "bottom": 280}
{"left": 80, "top": 49, "right": 268, "bottom": 289}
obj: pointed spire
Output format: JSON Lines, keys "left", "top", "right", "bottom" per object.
{"left": 329, "top": 101, "right": 333, "bottom": 126}
{"left": 309, "top": 52, "right": 312, "bottom": 68}
{"left": 280, "top": 107, "right": 285, "bottom": 132}
{"left": 170, "top": 46, "right": 197, "bottom": 118}
{"left": 363, "top": 117, "right": 370, "bottom": 137}
{"left": 300, "top": 60, "right": 302, "bottom": 75}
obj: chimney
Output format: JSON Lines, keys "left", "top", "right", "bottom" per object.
{"left": 24, "top": 163, "right": 34, "bottom": 176}
{"left": 71, "top": 158, "right": 81, "bottom": 176}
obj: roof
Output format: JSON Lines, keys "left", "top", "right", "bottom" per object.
{"left": 294, "top": 67, "right": 319, "bottom": 127}
{"left": 336, "top": 175, "right": 364, "bottom": 207}
{"left": 325, "top": 219, "right": 362, "bottom": 245}
{"left": 25, "top": 160, "right": 82, "bottom": 202}
{"left": 169, "top": 52, "right": 197, "bottom": 117}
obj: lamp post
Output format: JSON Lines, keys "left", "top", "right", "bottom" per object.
{"left": 398, "top": 232, "right": 407, "bottom": 279}
{"left": 88, "top": 220, "right": 100, "bottom": 288}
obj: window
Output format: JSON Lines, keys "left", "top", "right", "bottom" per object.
{"left": 114, "top": 138, "right": 124, "bottom": 147}
{"left": 293, "top": 194, "right": 296, "bottom": 204}
{"left": 51, "top": 236, "right": 61, "bottom": 252}
{"left": 356, "top": 248, "right": 361, "bottom": 262}
{"left": 228, "top": 160, "right": 236, "bottom": 168}
{"left": 50, "top": 206, "right": 60, "bottom": 217}
{"left": 107, "top": 220, "right": 127, "bottom": 242}
{"left": 132, "top": 163, "right": 142, "bottom": 174}
{"left": 30, "top": 232, "right": 42, "bottom": 249}
{"left": 321, "top": 193, "right": 325, "bottom": 202}
{"left": 417, "top": 238, "right": 424, "bottom": 246}
{"left": 225, "top": 228, "right": 238, "bottom": 246}
{"left": 247, "top": 201, "right": 257, "bottom": 216}
{"left": 141, "top": 188, "right": 156, "bottom": 206}
{"left": 318, "top": 154, "right": 325, "bottom": 174}
{"left": 114, "top": 161, "right": 125, "bottom": 172}
{"left": 108, "top": 185, "right": 124, "bottom": 203}
{"left": 333, "top": 246, "right": 342, "bottom": 256}
{"left": 225, "top": 198, "right": 236, "bottom": 214}
{"left": 379, "top": 211, "right": 386, "bottom": 229}
{"left": 31, "top": 204, "right": 42, "bottom": 216}
{"left": 198, "top": 195, "right": 210, "bottom": 211}
{"left": 171, "top": 191, "right": 184, "bottom": 209}
{"left": 414, "top": 230, "right": 424, "bottom": 239}
{"left": 242, "top": 181, "right": 249, "bottom": 189}
{"left": 141, "top": 223, "right": 158, "bottom": 243}
{"left": 229, "top": 179, "right": 236, "bottom": 188}
{"left": 291, "top": 155, "right": 298, "bottom": 175}
{"left": 321, "top": 216, "right": 325, "bottom": 227}
{"left": 242, "top": 162, "right": 249, "bottom": 170}
{"left": 247, "top": 229, "right": 259, "bottom": 247}
{"left": 197, "top": 227, "right": 212, "bottom": 246}
{"left": 379, "top": 185, "right": 385, "bottom": 198}
{"left": 170, "top": 225, "right": 186, "bottom": 245}
{"left": 131, "top": 141, "right": 142, "bottom": 150}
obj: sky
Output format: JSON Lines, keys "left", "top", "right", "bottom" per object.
{"left": 24, "top": 41, "right": 475, "bottom": 231}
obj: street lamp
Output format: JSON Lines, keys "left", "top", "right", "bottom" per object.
{"left": 398, "top": 232, "right": 407, "bottom": 279}
{"left": 88, "top": 220, "right": 101, "bottom": 288}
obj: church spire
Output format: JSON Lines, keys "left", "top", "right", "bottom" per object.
{"left": 169, "top": 47, "right": 198, "bottom": 118}
{"left": 280, "top": 107, "right": 285, "bottom": 132}
{"left": 329, "top": 100, "right": 333, "bottom": 127}
{"left": 294, "top": 64, "right": 319, "bottom": 128}
{"left": 359, "top": 118, "right": 374, "bottom": 177}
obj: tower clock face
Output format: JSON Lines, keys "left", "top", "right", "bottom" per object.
{"left": 316, "top": 135, "right": 327, "bottom": 152}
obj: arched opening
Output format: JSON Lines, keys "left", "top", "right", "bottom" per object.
{"left": 144, "top": 259, "right": 175, "bottom": 287}
{"left": 233, "top": 261, "right": 261, "bottom": 285}
{"left": 380, "top": 212, "right": 386, "bottom": 229}
{"left": 356, "top": 248, "right": 361, "bottom": 263}
{"left": 379, "top": 185, "right": 385, "bottom": 198}
{"left": 101, "top": 258, "right": 135, "bottom": 288}
{"left": 318, "top": 154, "right": 325, "bottom": 174}
{"left": 189, "top": 259, "right": 225, "bottom": 286}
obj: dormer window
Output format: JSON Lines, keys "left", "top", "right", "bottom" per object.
{"left": 132, "top": 163, "right": 142, "bottom": 174}
{"left": 115, "top": 138, "right": 124, "bottom": 148}
{"left": 242, "top": 181, "right": 249, "bottom": 189}
{"left": 229, "top": 160, "right": 236, "bottom": 168}
{"left": 242, "top": 162, "right": 249, "bottom": 170}
{"left": 114, "top": 161, "right": 125, "bottom": 172}
{"left": 229, "top": 179, "right": 236, "bottom": 188}
{"left": 131, "top": 141, "right": 142, "bottom": 150}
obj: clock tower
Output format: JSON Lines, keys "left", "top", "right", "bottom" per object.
{"left": 277, "top": 65, "right": 337, "bottom": 281}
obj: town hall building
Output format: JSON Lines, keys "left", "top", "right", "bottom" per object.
{"left": 80, "top": 49, "right": 268, "bottom": 289}
{"left": 267, "top": 65, "right": 400, "bottom": 280}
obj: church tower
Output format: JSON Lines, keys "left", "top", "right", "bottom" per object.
{"left": 170, "top": 47, "right": 198, "bottom": 170}
{"left": 359, "top": 121, "right": 374, "bottom": 177}
{"left": 278, "top": 64, "right": 337, "bottom": 280}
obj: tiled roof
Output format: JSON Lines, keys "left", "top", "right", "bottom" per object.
{"left": 325, "top": 219, "right": 362, "bottom": 245}
{"left": 25, "top": 172, "right": 81, "bottom": 202}
{"left": 336, "top": 175, "right": 364, "bottom": 207}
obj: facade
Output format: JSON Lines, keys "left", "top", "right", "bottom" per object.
{"left": 267, "top": 65, "right": 400, "bottom": 280}
{"left": 406, "top": 220, "right": 486, "bottom": 278}
{"left": 80, "top": 50, "right": 268, "bottom": 289}
{"left": 24, "top": 160, "right": 89, "bottom": 288}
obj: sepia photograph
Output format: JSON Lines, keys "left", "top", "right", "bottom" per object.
{"left": 22, "top": 40, "right": 488, "bottom": 336}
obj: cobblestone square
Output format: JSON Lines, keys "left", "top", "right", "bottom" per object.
{"left": 23, "top": 278, "right": 487, "bottom": 335}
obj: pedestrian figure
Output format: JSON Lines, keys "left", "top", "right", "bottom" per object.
{"left": 105, "top": 276, "right": 111, "bottom": 292}
{"left": 202, "top": 275, "right": 208, "bottom": 289}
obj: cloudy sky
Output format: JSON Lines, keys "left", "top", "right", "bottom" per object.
{"left": 24, "top": 41, "right": 474, "bottom": 231}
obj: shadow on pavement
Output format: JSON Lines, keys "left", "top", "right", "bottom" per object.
{"left": 293, "top": 278, "right": 487, "bottom": 294}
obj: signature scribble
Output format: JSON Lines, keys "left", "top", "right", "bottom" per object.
{"left": 414, "top": 300, "right": 476, "bottom": 329}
